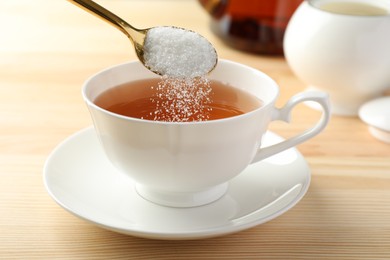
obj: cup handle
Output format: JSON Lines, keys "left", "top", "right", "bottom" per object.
{"left": 252, "top": 91, "right": 330, "bottom": 163}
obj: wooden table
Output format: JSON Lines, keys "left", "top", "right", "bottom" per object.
{"left": 1, "top": 0, "right": 389, "bottom": 259}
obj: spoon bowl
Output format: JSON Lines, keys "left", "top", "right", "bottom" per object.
{"left": 67, "top": 0, "right": 217, "bottom": 77}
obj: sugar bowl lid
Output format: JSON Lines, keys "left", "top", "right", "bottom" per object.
{"left": 359, "top": 96, "right": 390, "bottom": 143}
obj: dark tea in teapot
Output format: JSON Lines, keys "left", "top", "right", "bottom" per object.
{"left": 199, "top": 0, "right": 302, "bottom": 55}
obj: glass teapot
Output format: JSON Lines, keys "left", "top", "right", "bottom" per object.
{"left": 199, "top": 0, "right": 302, "bottom": 55}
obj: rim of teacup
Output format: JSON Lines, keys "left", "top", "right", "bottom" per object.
{"left": 307, "top": 0, "right": 390, "bottom": 17}
{"left": 82, "top": 59, "right": 279, "bottom": 125}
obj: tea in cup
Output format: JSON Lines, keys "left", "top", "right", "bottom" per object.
{"left": 284, "top": 0, "right": 390, "bottom": 116}
{"left": 83, "top": 60, "right": 330, "bottom": 207}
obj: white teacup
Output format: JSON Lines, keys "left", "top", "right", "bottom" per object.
{"left": 83, "top": 60, "right": 330, "bottom": 207}
{"left": 284, "top": 0, "right": 390, "bottom": 116}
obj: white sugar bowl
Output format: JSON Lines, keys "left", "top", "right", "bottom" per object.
{"left": 284, "top": 0, "right": 390, "bottom": 116}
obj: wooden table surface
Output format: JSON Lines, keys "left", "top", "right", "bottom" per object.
{"left": 1, "top": 0, "right": 389, "bottom": 259}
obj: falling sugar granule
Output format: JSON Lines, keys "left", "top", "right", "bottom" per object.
{"left": 150, "top": 76, "right": 213, "bottom": 122}
{"left": 143, "top": 26, "right": 217, "bottom": 122}
{"left": 143, "top": 26, "right": 217, "bottom": 78}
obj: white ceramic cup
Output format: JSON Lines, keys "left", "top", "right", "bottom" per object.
{"left": 83, "top": 60, "right": 330, "bottom": 207}
{"left": 284, "top": 0, "right": 390, "bottom": 116}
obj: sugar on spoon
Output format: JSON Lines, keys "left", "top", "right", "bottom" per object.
{"left": 67, "top": 0, "right": 218, "bottom": 78}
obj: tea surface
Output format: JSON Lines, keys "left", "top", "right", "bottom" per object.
{"left": 94, "top": 78, "right": 262, "bottom": 122}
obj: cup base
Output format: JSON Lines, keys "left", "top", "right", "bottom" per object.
{"left": 135, "top": 182, "right": 229, "bottom": 208}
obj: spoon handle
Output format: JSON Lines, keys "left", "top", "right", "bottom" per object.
{"left": 67, "top": 0, "right": 145, "bottom": 44}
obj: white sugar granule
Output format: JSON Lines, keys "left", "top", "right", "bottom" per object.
{"left": 150, "top": 76, "right": 212, "bottom": 122}
{"left": 144, "top": 26, "right": 217, "bottom": 78}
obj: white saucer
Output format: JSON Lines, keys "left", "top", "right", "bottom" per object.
{"left": 43, "top": 127, "right": 311, "bottom": 240}
{"left": 359, "top": 96, "right": 390, "bottom": 144}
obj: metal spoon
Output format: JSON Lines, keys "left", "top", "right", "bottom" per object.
{"left": 67, "top": 0, "right": 217, "bottom": 77}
